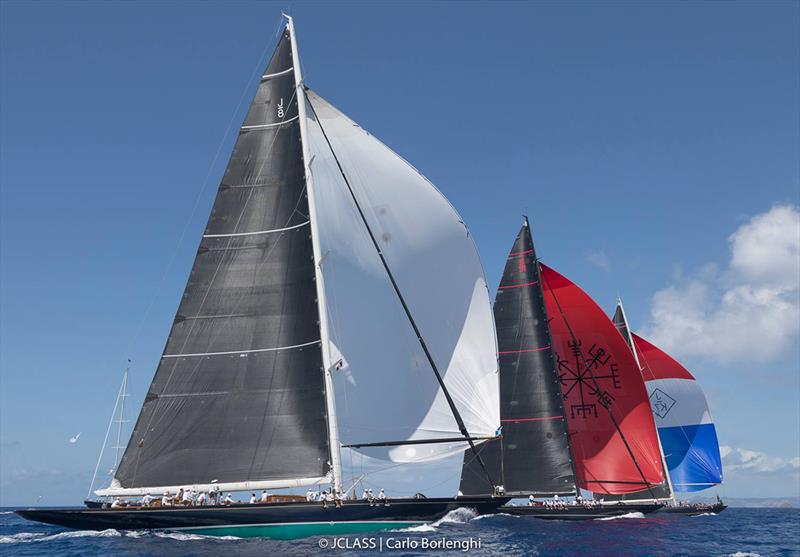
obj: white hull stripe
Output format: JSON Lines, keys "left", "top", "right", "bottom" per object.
{"left": 261, "top": 67, "right": 294, "bottom": 80}
{"left": 203, "top": 220, "right": 309, "bottom": 238}
{"left": 241, "top": 115, "right": 299, "bottom": 130}
{"left": 162, "top": 339, "right": 320, "bottom": 359}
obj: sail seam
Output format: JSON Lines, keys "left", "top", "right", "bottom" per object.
{"left": 498, "top": 346, "right": 550, "bottom": 355}
{"left": 162, "top": 339, "right": 320, "bottom": 358}
{"left": 241, "top": 115, "right": 299, "bottom": 130}
{"left": 203, "top": 220, "right": 309, "bottom": 238}
{"left": 501, "top": 416, "right": 564, "bottom": 423}
{"left": 498, "top": 281, "right": 539, "bottom": 290}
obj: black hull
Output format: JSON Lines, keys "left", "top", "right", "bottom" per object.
{"left": 501, "top": 503, "right": 663, "bottom": 520}
{"left": 16, "top": 497, "right": 509, "bottom": 539}
{"left": 659, "top": 503, "right": 727, "bottom": 516}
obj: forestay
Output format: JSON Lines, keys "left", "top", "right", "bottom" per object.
{"left": 304, "top": 90, "right": 500, "bottom": 463}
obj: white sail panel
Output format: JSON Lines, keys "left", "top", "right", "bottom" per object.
{"left": 305, "top": 91, "right": 499, "bottom": 462}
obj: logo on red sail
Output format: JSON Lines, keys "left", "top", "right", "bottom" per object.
{"left": 556, "top": 340, "right": 622, "bottom": 419}
{"left": 649, "top": 388, "right": 676, "bottom": 419}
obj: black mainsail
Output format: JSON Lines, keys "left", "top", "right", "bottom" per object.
{"left": 460, "top": 220, "right": 576, "bottom": 496}
{"left": 108, "top": 29, "right": 331, "bottom": 494}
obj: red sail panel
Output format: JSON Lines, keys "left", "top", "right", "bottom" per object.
{"left": 540, "top": 264, "right": 664, "bottom": 494}
{"left": 632, "top": 334, "right": 695, "bottom": 381}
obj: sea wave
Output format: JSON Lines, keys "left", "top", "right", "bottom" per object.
{"left": 720, "top": 553, "right": 762, "bottom": 557}
{"left": 0, "top": 512, "right": 14, "bottom": 515}
{"left": 394, "top": 507, "right": 479, "bottom": 533}
{"left": 0, "top": 529, "right": 121, "bottom": 544}
{"left": 595, "top": 512, "right": 645, "bottom": 521}
{"left": 692, "top": 512, "right": 718, "bottom": 517}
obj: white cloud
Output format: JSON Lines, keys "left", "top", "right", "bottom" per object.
{"left": 643, "top": 205, "right": 800, "bottom": 363}
{"left": 720, "top": 445, "right": 800, "bottom": 474}
{"left": 586, "top": 250, "right": 611, "bottom": 272}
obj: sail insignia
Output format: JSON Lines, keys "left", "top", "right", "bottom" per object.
{"left": 540, "top": 264, "right": 665, "bottom": 495}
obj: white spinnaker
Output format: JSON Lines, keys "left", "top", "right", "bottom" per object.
{"left": 305, "top": 91, "right": 500, "bottom": 462}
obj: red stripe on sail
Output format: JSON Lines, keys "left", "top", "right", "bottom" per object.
{"left": 498, "top": 281, "right": 539, "bottom": 290}
{"left": 540, "top": 263, "right": 664, "bottom": 494}
{"left": 632, "top": 333, "right": 695, "bottom": 381}
{"left": 501, "top": 416, "right": 564, "bottom": 423}
{"left": 498, "top": 346, "right": 550, "bottom": 355}
{"left": 508, "top": 249, "right": 533, "bottom": 257}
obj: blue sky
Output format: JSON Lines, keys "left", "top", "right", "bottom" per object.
{"left": 1, "top": 1, "right": 798, "bottom": 506}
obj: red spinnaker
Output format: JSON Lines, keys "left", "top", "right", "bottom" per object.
{"left": 540, "top": 264, "right": 664, "bottom": 494}
{"left": 632, "top": 334, "right": 695, "bottom": 381}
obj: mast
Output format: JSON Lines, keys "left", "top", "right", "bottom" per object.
{"left": 616, "top": 297, "right": 642, "bottom": 370}
{"left": 616, "top": 298, "right": 675, "bottom": 503}
{"left": 285, "top": 14, "right": 343, "bottom": 493}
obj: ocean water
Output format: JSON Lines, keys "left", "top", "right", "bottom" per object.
{"left": 1, "top": 507, "right": 797, "bottom": 557}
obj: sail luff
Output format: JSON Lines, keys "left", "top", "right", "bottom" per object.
{"left": 284, "top": 15, "right": 342, "bottom": 493}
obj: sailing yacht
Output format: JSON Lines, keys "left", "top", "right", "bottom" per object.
{"left": 16, "top": 15, "right": 508, "bottom": 538}
{"left": 610, "top": 301, "right": 726, "bottom": 515}
{"left": 459, "top": 219, "right": 663, "bottom": 519}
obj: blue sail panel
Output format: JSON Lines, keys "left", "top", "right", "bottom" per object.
{"left": 659, "top": 423, "right": 723, "bottom": 492}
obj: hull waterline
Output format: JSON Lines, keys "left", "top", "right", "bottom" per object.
{"left": 658, "top": 503, "right": 727, "bottom": 516}
{"left": 15, "top": 497, "right": 509, "bottom": 540}
{"left": 500, "top": 503, "right": 663, "bottom": 520}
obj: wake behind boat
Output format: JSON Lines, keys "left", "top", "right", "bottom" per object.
{"left": 17, "top": 14, "right": 508, "bottom": 539}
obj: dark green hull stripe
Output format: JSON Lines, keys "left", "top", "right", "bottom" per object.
{"left": 184, "top": 521, "right": 422, "bottom": 540}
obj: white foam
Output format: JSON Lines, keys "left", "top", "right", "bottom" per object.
{"left": 692, "top": 512, "right": 717, "bottom": 517}
{"left": 0, "top": 529, "right": 121, "bottom": 544}
{"left": 595, "top": 512, "right": 645, "bottom": 521}
{"left": 721, "top": 553, "right": 762, "bottom": 557}
{"left": 395, "top": 523, "right": 436, "bottom": 533}
{"left": 155, "top": 531, "right": 240, "bottom": 541}
{"left": 471, "top": 512, "right": 520, "bottom": 521}
{"left": 433, "top": 507, "right": 478, "bottom": 526}
{"left": 0, "top": 512, "right": 14, "bottom": 515}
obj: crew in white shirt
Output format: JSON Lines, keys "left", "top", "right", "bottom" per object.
{"left": 260, "top": 490, "right": 269, "bottom": 503}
